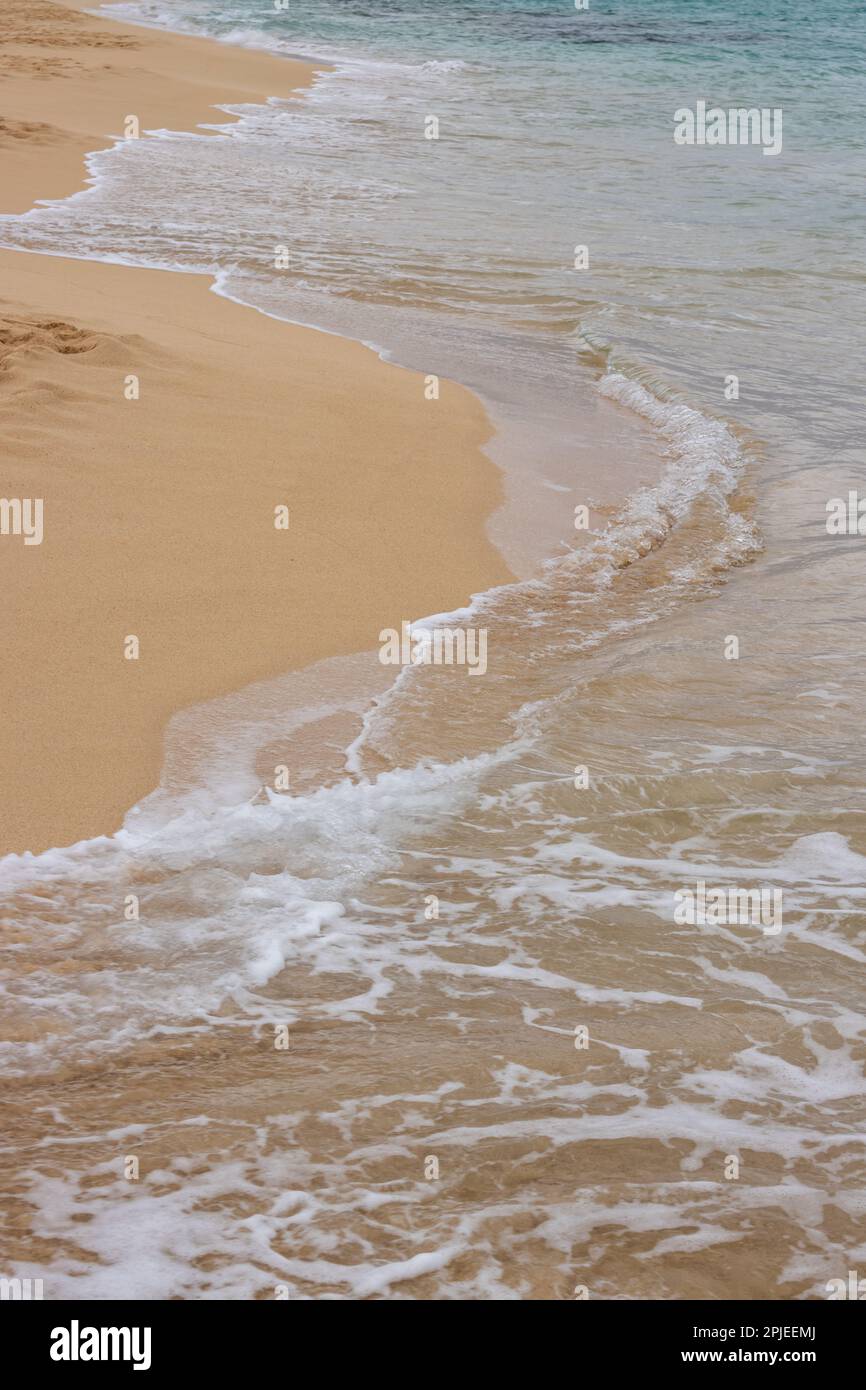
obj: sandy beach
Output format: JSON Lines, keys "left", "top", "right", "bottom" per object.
{"left": 0, "top": 0, "right": 318, "bottom": 211}
{"left": 0, "top": 0, "right": 512, "bottom": 855}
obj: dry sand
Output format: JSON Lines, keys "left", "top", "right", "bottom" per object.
{"left": 0, "top": 0, "right": 512, "bottom": 854}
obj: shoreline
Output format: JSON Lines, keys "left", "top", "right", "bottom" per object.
{"left": 0, "top": 0, "right": 324, "bottom": 214}
{"left": 0, "top": 0, "right": 514, "bottom": 855}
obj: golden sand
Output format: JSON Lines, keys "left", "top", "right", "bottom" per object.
{"left": 0, "top": 0, "right": 513, "bottom": 854}
{"left": 0, "top": 0, "right": 318, "bottom": 212}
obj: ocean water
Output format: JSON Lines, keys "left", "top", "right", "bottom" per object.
{"left": 1, "top": 0, "right": 866, "bottom": 1299}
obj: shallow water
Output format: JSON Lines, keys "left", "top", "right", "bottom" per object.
{"left": 1, "top": 0, "right": 865, "bottom": 1299}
